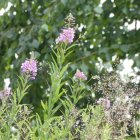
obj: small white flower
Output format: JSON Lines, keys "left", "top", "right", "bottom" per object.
{"left": 125, "top": 95, "right": 129, "bottom": 102}
{"left": 126, "top": 114, "right": 131, "bottom": 119}
{"left": 116, "top": 97, "right": 121, "bottom": 102}
{"left": 11, "top": 126, "right": 17, "bottom": 132}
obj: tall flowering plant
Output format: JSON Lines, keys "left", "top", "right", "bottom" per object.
{"left": 41, "top": 14, "right": 77, "bottom": 120}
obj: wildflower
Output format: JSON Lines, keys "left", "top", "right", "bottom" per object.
{"left": 97, "top": 98, "right": 110, "bottom": 109}
{"left": 21, "top": 59, "right": 37, "bottom": 79}
{"left": 56, "top": 28, "right": 75, "bottom": 44}
{"left": 4, "top": 88, "right": 12, "bottom": 96}
{"left": 0, "top": 88, "right": 12, "bottom": 99}
{"left": 74, "top": 69, "right": 87, "bottom": 80}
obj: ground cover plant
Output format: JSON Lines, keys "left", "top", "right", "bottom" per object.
{"left": 0, "top": 13, "right": 140, "bottom": 140}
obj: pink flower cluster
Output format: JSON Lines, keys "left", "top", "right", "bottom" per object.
{"left": 56, "top": 28, "right": 75, "bottom": 44}
{"left": 74, "top": 69, "right": 87, "bottom": 80}
{"left": 21, "top": 59, "right": 37, "bottom": 79}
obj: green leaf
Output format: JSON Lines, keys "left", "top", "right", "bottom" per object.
{"left": 61, "top": 0, "right": 68, "bottom": 6}
{"left": 51, "top": 103, "right": 62, "bottom": 116}
{"left": 94, "top": 6, "right": 103, "bottom": 14}
{"left": 59, "top": 63, "right": 69, "bottom": 78}
{"left": 32, "top": 39, "right": 40, "bottom": 49}
{"left": 41, "top": 100, "right": 47, "bottom": 111}
{"left": 120, "top": 44, "right": 131, "bottom": 53}
{"left": 41, "top": 24, "right": 49, "bottom": 32}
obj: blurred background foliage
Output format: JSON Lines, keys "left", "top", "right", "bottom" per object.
{"left": 0, "top": 0, "right": 140, "bottom": 112}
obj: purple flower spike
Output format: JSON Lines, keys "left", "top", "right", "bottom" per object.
{"left": 74, "top": 69, "right": 87, "bottom": 80}
{"left": 21, "top": 59, "right": 37, "bottom": 79}
{"left": 56, "top": 28, "right": 75, "bottom": 44}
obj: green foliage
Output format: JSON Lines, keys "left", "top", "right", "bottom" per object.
{"left": 0, "top": 76, "right": 32, "bottom": 139}
{"left": 81, "top": 105, "right": 112, "bottom": 140}
{"left": 0, "top": 44, "right": 140, "bottom": 139}
{"left": 1, "top": 0, "right": 140, "bottom": 108}
{"left": 0, "top": 1, "right": 140, "bottom": 139}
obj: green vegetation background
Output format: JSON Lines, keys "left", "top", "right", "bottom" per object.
{"left": 0, "top": 0, "right": 140, "bottom": 113}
